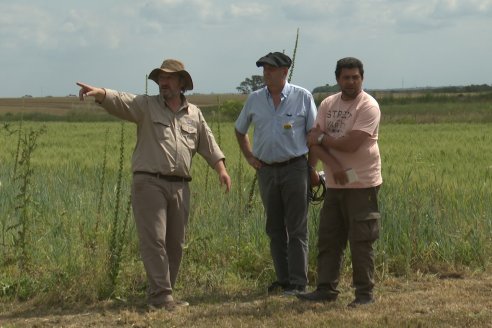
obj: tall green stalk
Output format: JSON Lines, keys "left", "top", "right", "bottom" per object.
{"left": 236, "top": 146, "right": 244, "bottom": 247}
{"left": 104, "top": 122, "right": 130, "bottom": 297}
{"left": 215, "top": 96, "right": 223, "bottom": 148}
{"left": 12, "top": 119, "right": 23, "bottom": 179}
{"left": 288, "top": 28, "right": 300, "bottom": 83}
{"left": 11, "top": 125, "right": 46, "bottom": 272}
{"left": 96, "top": 128, "right": 109, "bottom": 231}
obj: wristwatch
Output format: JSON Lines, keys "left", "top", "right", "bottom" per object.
{"left": 317, "top": 133, "right": 325, "bottom": 145}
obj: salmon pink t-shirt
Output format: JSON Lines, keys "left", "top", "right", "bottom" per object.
{"left": 315, "top": 91, "right": 382, "bottom": 188}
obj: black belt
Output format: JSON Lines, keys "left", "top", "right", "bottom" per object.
{"left": 260, "top": 155, "right": 306, "bottom": 167}
{"left": 134, "top": 171, "right": 192, "bottom": 182}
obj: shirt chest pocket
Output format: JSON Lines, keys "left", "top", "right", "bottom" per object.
{"left": 180, "top": 123, "right": 198, "bottom": 149}
{"left": 152, "top": 117, "right": 172, "bottom": 141}
{"left": 281, "top": 112, "right": 305, "bottom": 134}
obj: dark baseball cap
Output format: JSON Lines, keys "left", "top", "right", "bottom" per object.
{"left": 256, "top": 52, "right": 292, "bottom": 68}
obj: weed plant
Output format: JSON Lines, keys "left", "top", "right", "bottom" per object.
{"left": 1, "top": 122, "right": 46, "bottom": 299}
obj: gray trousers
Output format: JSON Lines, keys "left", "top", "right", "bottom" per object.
{"left": 317, "top": 187, "right": 380, "bottom": 300}
{"left": 131, "top": 174, "right": 190, "bottom": 305}
{"left": 257, "top": 159, "right": 309, "bottom": 286}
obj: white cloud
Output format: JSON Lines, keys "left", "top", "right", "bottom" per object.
{"left": 229, "top": 2, "right": 270, "bottom": 19}
{"left": 0, "top": 4, "right": 54, "bottom": 49}
{"left": 281, "top": 0, "right": 343, "bottom": 20}
{"left": 0, "top": 0, "right": 491, "bottom": 97}
{"left": 0, "top": 3, "right": 130, "bottom": 51}
{"left": 138, "top": 0, "right": 230, "bottom": 26}
{"left": 434, "top": 0, "right": 492, "bottom": 15}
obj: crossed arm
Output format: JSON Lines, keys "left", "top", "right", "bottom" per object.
{"left": 307, "top": 125, "right": 369, "bottom": 153}
{"left": 307, "top": 125, "right": 371, "bottom": 186}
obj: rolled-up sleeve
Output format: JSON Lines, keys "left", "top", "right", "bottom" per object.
{"left": 100, "top": 89, "right": 144, "bottom": 123}
{"left": 234, "top": 99, "right": 252, "bottom": 135}
{"left": 305, "top": 94, "right": 317, "bottom": 132}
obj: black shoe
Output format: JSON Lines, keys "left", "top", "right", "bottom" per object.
{"left": 267, "top": 281, "right": 290, "bottom": 294}
{"left": 283, "top": 284, "right": 307, "bottom": 296}
{"left": 347, "top": 297, "right": 374, "bottom": 308}
{"left": 296, "top": 289, "right": 337, "bottom": 302}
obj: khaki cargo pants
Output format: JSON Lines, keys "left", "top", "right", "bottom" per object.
{"left": 131, "top": 174, "right": 190, "bottom": 306}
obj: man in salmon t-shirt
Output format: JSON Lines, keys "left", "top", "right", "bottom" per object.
{"left": 298, "top": 57, "right": 382, "bottom": 307}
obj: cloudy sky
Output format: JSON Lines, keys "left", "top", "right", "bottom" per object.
{"left": 1, "top": 0, "right": 491, "bottom": 97}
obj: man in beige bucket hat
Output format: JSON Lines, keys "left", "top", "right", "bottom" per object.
{"left": 148, "top": 59, "right": 194, "bottom": 91}
{"left": 77, "top": 59, "right": 231, "bottom": 310}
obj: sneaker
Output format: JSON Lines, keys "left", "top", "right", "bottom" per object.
{"left": 347, "top": 297, "right": 374, "bottom": 308}
{"left": 296, "top": 289, "right": 337, "bottom": 302}
{"left": 149, "top": 300, "right": 189, "bottom": 311}
{"left": 267, "top": 281, "right": 290, "bottom": 294}
{"left": 283, "top": 284, "right": 307, "bottom": 296}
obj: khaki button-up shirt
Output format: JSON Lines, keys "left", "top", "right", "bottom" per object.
{"left": 100, "top": 89, "right": 225, "bottom": 178}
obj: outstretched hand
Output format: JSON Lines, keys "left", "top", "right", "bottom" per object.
{"left": 76, "top": 82, "right": 106, "bottom": 102}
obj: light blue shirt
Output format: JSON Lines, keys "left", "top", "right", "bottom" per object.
{"left": 235, "top": 82, "right": 317, "bottom": 164}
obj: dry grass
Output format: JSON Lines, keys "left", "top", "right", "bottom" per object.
{"left": 0, "top": 97, "right": 101, "bottom": 117}
{"left": 0, "top": 94, "right": 248, "bottom": 115}
{"left": 1, "top": 271, "right": 491, "bottom": 327}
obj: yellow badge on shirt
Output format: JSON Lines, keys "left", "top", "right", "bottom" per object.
{"left": 283, "top": 123, "right": 292, "bottom": 129}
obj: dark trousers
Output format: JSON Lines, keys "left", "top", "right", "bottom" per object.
{"left": 257, "top": 159, "right": 309, "bottom": 286}
{"left": 317, "top": 187, "right": 380, "bottom": 300}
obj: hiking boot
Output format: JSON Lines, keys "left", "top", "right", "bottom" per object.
{"left": 296, "top": 289, "right": 337, "bottom": 302}
{"left": 283, "top": 284, "right": 307, "bottom": 296}
{"left": 347, "top": 297, "right": 374, "bottom": 308}
{"left": 149, "top": 300, "right": 189, "bottom": 311}
{"left": 267, "top": 281, "right": 290, "bottom": 294}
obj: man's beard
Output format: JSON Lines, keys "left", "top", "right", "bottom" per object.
{"left": 160, "top": 88, "right": 180, "bottom": 100}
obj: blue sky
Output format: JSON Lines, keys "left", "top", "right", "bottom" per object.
{"left": 1, "top": 0, "right": 491, "bottom": 97}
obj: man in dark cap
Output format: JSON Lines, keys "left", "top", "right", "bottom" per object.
{"left": 235, "top": 51, "right": 317, "bottom": 295}
{"left": 77, "top": 58, "right": 231, "bottom": 310}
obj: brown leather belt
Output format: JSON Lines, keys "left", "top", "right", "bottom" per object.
{"left": 133, "top": 171, "right": 192, "bottom": 182}
{"left": 260, "top": 155, "right": 306, "bottom": 167}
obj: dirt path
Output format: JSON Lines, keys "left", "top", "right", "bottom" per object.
{"left": 1, "top": 272, "right": 491, "bottom": 327}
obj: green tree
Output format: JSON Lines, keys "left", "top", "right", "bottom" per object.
{"left": 312, "top": 84, "right": 340, "bottom": 94}
{"left": 219, "top": 100, "right": 244, "bottom": 121}
{"left": 236, "top": 75, "right": 264, "bottom": 94}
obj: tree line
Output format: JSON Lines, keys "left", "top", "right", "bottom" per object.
{"left": 237, "top": 76, "right": 491, "bottom": 95}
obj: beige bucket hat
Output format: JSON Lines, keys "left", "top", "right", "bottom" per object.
{"left": 148, "top": 59, "right": 194, "bottom": 91}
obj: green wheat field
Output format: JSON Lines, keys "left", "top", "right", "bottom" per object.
{"left": 0, "top": 91, "right": 491, "bottom": 307}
